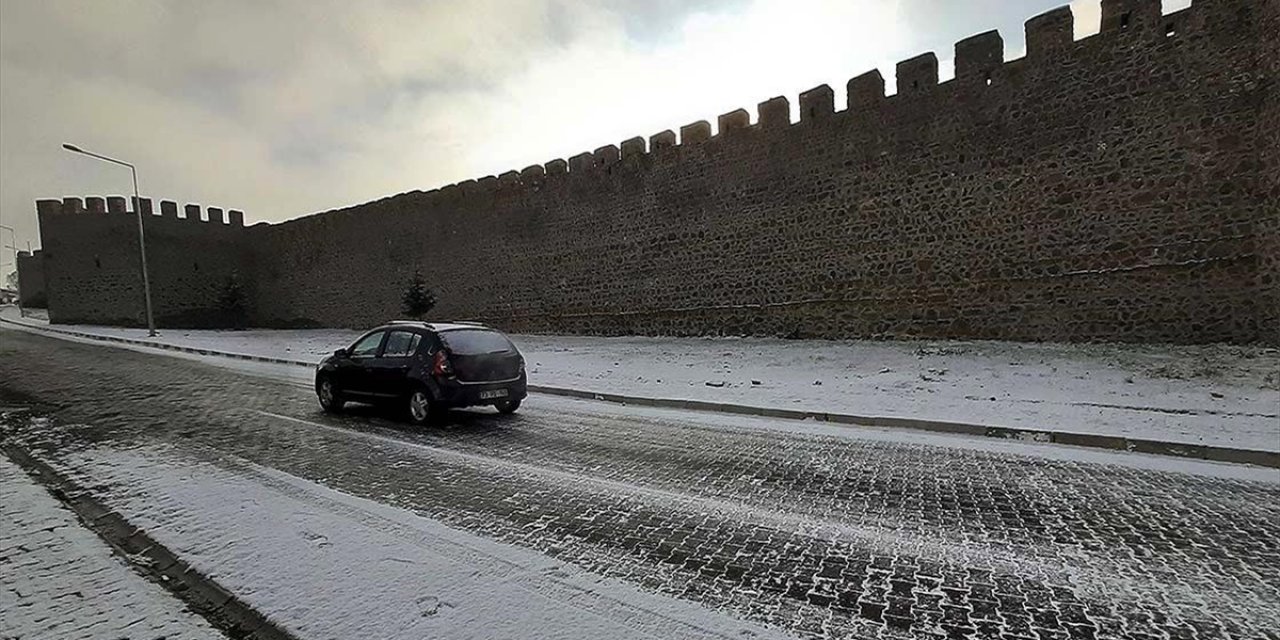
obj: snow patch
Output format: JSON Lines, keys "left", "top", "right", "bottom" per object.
{"left": 61, "top": 444, "right": 790, "bottom": 640}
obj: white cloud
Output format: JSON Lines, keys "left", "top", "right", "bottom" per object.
{"left": 1, "top": 0, "right": 1192, "bottom": 260}
{"left": 466, "top": 0, "right": 906, "bottom": 176}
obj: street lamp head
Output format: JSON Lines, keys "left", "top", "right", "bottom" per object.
{"left": 62, "top": 143, "right": 84, "bottom": 153}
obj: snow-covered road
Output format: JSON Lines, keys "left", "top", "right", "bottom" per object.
{"left": 54, "top": 444, "right": 783, "bottom": 640}
{"left": 6, "top": 306, "right": 1276, "bottom": 452}
{"left": 2, "top": 324, "right": 1278, "bottom": 639}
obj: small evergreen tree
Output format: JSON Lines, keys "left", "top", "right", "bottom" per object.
{"left": 401, "top": 270, "right": 437, "bottom": 319}
{"left": 217, "top": 272, "right": 247, "bottom": 329}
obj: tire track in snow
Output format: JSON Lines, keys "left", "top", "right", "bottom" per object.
{"left": 256, "top": 409, "right": 1069, "bottom": 578}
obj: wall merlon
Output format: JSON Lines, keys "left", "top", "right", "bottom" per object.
{"left": 799, "top": 85, "right": 834, "bottom": 121}
{"left": 36, "top": 199, "right": 62, "bottom": 217}
{"left": 1162, "top": 7, "right": 1193, "bottom": 35}
{"left": 1026, "top": 6, "right": 1074, "bottom": 58}
{"left": 498, "top": 171, "right": 521, "bottom": 188}
{"left": 620, "top": 137, "right": 646, "bottom": 158}
{"left": 439, "top": 184, "right": 462, "bottom": 202}
{"left": 545, "top": 159, "right": 568, "bottom": 175}
{"left": 569, "top": 152, "right": 594, "bottom": 173}
{"left": 136, "top": 197, "right": 154, "bottom": 216}
{"left": 398, "top": 189, "right": 428, "bottom": 212}
{"left": 955, "top": 30, "right": 1004, "bottom": 83}
{"left": 1101, "top": 0, "right": 1161, "bottom": 33}
{"left": 680, "top": 121, "right": 711, "bottom": 145}
{"left": 60, "top": 197, "right": 83, "bottom": 215}
{"left": 717, "top": 109, "right": 750, "bottom": 135}
{"left": 593, "top": 145, "right": 620, "bottom": 167}
{"left": 208, "top": 207, "right": 225, "bottom": 225}
{"left": 160, "top": 200, "right": 178, "bottom": 218}
{"left": 184, "top": 204, "right": 202, "bottom": 222}
{"left": 650, "top": 130, "right": 677, "bottom": 151}
{"left": 474, "top": 176, "right": 498, "bottom": 196}
{"left": 897, "top": 53, "right": 938, "bottom": 95}
{"left": 847, "top": 70, "right": 885, "bottom": 109}
{"left": 107, "top": 196, "right": 127, "bottom": 214}
{"left": 757, "top": 96, "right": 790, "bottom": 129}
{"left": 228, "top": 210, "right": 244, "bottom": 226}
{"left": 86, "top": 197, "right": 106, "bottom": 213}
{"left": 521, "top": 165, "right": 546, "bottom": 181}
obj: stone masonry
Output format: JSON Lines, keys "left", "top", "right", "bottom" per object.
{"left": 32, "top": 197, "right": 253, "bottom": 328}
{"left": 20, "top": 0, "right": 1280, "bottom": 343}
{"left": 15, "top": 250, "right": 45, "bottom": 308}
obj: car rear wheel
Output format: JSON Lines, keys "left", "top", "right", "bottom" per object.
{"left": 406, "top": 389, "right": 436, "bottom": 425}
{"left": 318, "top": 378, "right": 345, "bottom": 413}
{"left": 495, "top": 398, "right": 521, "bottom": 415}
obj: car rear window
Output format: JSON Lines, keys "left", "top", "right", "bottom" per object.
{"left": 440, "top": 329, "right": 514, "bottom": 355}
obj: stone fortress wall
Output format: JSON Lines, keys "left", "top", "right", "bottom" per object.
{"left": 14, "top": 250, "right": 46, "bottom": 307}
{"left": 22, "top": 0, "right": 1280, "bottom": 343}
{"left": 33, "top": 197, "right": 253, "bottom": 327}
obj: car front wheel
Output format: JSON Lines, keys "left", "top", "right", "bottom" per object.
{"left": 318, "top": 378, "right": 345, "bottom": 413}
{"left": 495, "top": 398, "right": 521, "bottom": 415}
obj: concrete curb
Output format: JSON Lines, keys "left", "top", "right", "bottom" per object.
{"left": 1, "top": 442, "right": 298, "bottom": 640}
{"left": 4, "top": 314, "right": 1277, "bottom": 468}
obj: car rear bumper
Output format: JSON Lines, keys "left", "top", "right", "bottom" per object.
{"left": 433, "top": 376, "right": 527, "bottom": 408}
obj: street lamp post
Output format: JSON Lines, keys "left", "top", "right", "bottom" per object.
{"left": 62, "top": 143, "right": 157, "bottom": 337}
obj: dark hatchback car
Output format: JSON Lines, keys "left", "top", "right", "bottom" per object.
{"left": 315, "top": 321, "right": 527, "bottom": 424}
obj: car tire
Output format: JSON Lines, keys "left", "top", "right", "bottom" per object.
{"left": 317, "top": 377, "right": 345, "bottom": 413}
{"left": 495, "top": 398, "right": 521, "bottom": 415}
{"left": 406, "top": 388, "right": 437, "bottom": 426}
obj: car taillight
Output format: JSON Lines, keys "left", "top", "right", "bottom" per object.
{"left": 432, "top": 350, "right": 453, "bottom": 377}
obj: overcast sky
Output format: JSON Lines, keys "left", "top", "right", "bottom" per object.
{"left": 0, "top": 0, "right": 1191, "bottom": 264}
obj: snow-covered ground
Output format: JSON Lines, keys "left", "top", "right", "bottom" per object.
{"left": 0, "top": 453, "right": 223, "bottom": 640}
{"left": 5, "top": 307, "right": 1277, "bottom": 452}
{"left": 56, "top": 443, "right": 787, "bottom": 640}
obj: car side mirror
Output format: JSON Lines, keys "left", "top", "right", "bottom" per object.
{"left": 334, "top": 348, "right": 349, "bottom": 358}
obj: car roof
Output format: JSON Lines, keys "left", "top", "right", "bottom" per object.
{"left": 381, "top": 320, "right": 493, "bottom": 333}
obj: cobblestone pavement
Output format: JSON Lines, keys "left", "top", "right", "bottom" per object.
{"left": 0, "top": 452, "right": 224, "bottom": 639}
{"left": 2, "top": 327, "right": 1278, "bottom": 640}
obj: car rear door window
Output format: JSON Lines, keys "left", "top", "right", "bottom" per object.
{"left": 350, "top": 331, "right": 384, "bottom": 358}
{"left": 382, "top": 331, "right": 421, "bottom": 357}
{"left": 439, "top": 329, "right": 514, "bottom": 355}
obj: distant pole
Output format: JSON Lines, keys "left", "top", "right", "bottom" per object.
{"left": 0, "top": 224, "right": 18, "bottom": 316}
{"left": 0, "top": 224, "right": 16, "bottom": 273}
{"left": 62, "top": 143, "right": 157, "bottom": 336}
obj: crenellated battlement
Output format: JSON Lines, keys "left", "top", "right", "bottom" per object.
{"left": 33, "top": 195, "right": 256, "bottom": 327}
{"left": 346, "top": 0, "right": 1225, "bottom": 213}
{"left": 37, "top": 196, "right": 247, "bottom": 229}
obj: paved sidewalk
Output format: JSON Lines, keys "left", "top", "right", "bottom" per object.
{"left": 0, "top": 452, "right": 223, "bottom": 640}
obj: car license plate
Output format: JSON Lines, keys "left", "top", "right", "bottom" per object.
{"left": 479, "top": 389, "right": 508, "bottom": 400}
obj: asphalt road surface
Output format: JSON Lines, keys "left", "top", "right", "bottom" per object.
{"left": 1, "top": 326, "right": 1277, "bottom": 639}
